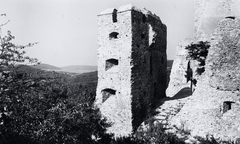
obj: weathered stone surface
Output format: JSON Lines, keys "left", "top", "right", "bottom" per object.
{"left": 169, "top": 18, "right": 240, "bottom": 141}
{"left": 207, "top": 18, "right": 240, "bottom": 91}
{"left": 96, "top": 4, "right": 167, "bottom": 137}
{"left": 166, "top": 39, "right": 193, "bottom": 97}
{"left": 170, "top": 80, "right": 240, "bottom": 141}
{"left": 194, "top": 0, "right": 240, "bottom": 41}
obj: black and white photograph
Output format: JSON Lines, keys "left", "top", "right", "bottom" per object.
{"left": 1, "top": 0, "right": 240, "bottom": 143}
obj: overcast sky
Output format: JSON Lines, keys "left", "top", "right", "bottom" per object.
{"left": 0, "top": 0, "right": 194, "bottom": 67}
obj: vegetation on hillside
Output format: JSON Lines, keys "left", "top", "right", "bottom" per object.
{"left": 0, "top": 17, "right": 111, "bottom": 144}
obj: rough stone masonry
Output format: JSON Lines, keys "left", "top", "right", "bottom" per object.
{"left": 95, "top": 4, "right": 167, "bottom": 137}
{"left": 166, "top": 0, "right": 240, "bottom": 141}
{"left": 170, "top": 18, "right": 240, "bottom": 141}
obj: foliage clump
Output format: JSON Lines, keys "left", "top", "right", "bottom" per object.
{"left": 185, "top": 41, "right": 210, "bottom": 75}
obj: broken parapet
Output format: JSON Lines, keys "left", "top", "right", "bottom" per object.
{"left": 170, "top": 18, "right": 240, "bottom": 141}
{"left": 166, "top": 39, "right": 193, "bottom": 97}
{"left": 96, "top": 4, "right": 167, "bottom": 137}
{"left": 194, "top": 0, "right": 240, "bottom": 41}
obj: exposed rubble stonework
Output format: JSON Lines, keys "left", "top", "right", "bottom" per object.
{"left": 95, "top": 4, "right": 167, "bottom": 137}
{"left": 194, "top": 0, "right": 240, "bottom": 41}
{"left": 207, "top": 18, "right": 240, "bottom": 91}
{"left": 170, "top": 18, "right": 240, "bottom": 141}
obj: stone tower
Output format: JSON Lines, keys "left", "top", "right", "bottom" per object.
{"left": 95, "top": 4, "right": 167, "bottom": 137}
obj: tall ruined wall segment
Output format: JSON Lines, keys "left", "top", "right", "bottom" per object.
{"left": 96, "top": 4, "right": 167, "bottom": 137}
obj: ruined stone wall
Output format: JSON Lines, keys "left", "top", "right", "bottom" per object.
{"left": 131, "top": 10, "right": 167, "bottom": 130}
{"left": 207, "top": 18, "right": 240, "bottom": 91}
{"left": 96, "top": 4, "right": 167, "bottom": 136}
{"left": 194, "top": 0, "right": 240, "bottom": 41}
{"left": 170, "top": 18, "right": 240, "bottom": 141}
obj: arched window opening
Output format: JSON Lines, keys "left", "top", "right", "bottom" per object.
{"left": 142, "top": 14, "right": 146, "bottom": 23}
{"left": 106, "top": 58, "right": 119, "bottom": 71}
{"left": 112, "top": 9, "right": 118, "bottom": 22}
{"left": 102, "top": 88, "right": 116, "bottom": 103}
{"left": 109, "top": 32, "right": 119, "bottom": 39}
{"left": 223, "top": 101, "right": 234, "bottom": 113}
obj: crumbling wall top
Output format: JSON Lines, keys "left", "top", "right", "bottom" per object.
{"left": 97, "top": 4, "right": 160, "bottom": 20}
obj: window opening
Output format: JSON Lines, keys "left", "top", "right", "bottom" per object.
{"left": 106, "top": 58, "right": 119, "bottom": 71}
{"left": 161, "top": 57, "right": 164, "bottom": 64}
{"left": 109, "top": 32, "right": 119, "bottom": 39}
{"left": 142, "top": 14, "right": 146, "bottom": 23}
{"left": 102, "top": 88, "right": 116, "bottom": 103}
{"left": 223, "top": 101, "right": 234, "bottom": 113}
{"left": 112, "top": 9, "right": 118, "bottom": 22}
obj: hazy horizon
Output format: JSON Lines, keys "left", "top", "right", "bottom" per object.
{"left": 0, "top": 0, "right": 194, "bottom": 67}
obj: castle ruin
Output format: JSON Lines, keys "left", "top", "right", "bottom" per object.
{"left": 166, "top": 0, "right": 240, "bottom": 141}
{"left": 95, "top": 4, "right": 167, "bottom": 137}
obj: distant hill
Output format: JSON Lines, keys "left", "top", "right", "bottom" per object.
{"left": 29, "top": 63, "right": 97, "bottom": 74}
{"left": 60, "top": 65, "right": 97, "bottom": 73}
{"left": 69, "top": 71, "right": 98, "bottom": 87}
{"left": 27, "top": 60, "right": 172, "bottom": 74}
{"left": 31, "top": 63, "right": 61, "bottom": 71}
{"left": 16, "top": 64, "right": 41, "bottom": 73}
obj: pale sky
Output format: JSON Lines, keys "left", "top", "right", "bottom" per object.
{"left": 0, "top": 0, "right": 194, "bottom": 67}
